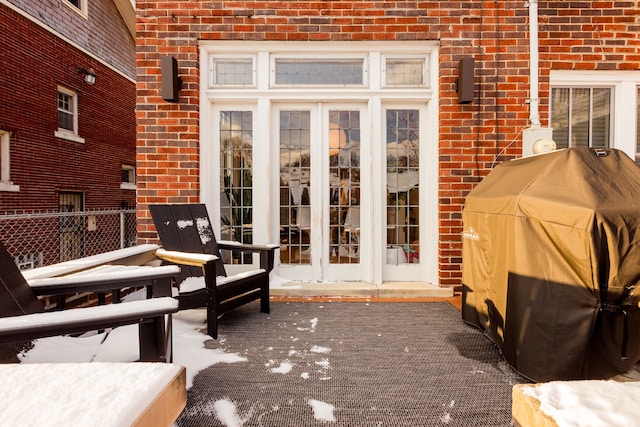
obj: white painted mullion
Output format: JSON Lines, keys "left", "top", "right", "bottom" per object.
{"left": 370, "top": 98, "right": 384, "bottom": 285}
{"left": 314, "top": 102, "right": 327, "bottom": 280}
{"left": 252, "top": 99, "right": 271, "bottom": 245}
{"left": 199, "top": 47, "right": 216, "bottom": 215}
{"left": 422, "top": 100, "right": 439, "bottom": 286}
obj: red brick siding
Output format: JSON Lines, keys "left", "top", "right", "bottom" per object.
{"left": 136, "top": 1, "right": 640, "bottom": 290}
{"left": 0, "top": 4, "right": 137, "bottom": 212}
{"left": 7, "top": 0, "right": 136, "bottom": 78}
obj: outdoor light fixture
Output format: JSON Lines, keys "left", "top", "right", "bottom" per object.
{"left": 78, "top": 67, "right": 96, "bottom": 85}
{"left": 161, "top": 56, "right": 181, "bottom": 102}
{"left": 456, "top": 57, "right": 474, "bottom": 104}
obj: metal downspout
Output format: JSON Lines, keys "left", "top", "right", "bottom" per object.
{"left": 528, "top": 0, "right": 541, "bottom": 128}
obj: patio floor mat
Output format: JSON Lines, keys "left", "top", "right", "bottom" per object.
{"left": 177, "top": 301, "right": 528, "bottom": 426}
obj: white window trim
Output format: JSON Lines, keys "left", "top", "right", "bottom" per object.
{"left": 120, "top": 165, "right": 136, "bottom": 190}
{"left": 550, "top": 70, "right": 640, "bottom": 160}
{"left": 0, "top": 130, "right": 19, "bottom": 192}
{"left": 55, "top": 86, "right": 85, "bottom": 143}
{"left": 62, "top": 0, "right": 88, "bottom": 18}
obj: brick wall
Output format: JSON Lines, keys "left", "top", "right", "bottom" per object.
{"left": 136, "top": 1, "right": 640, "bottom": 290}
{"left": 7, "top": 0, "right": 136, "bottom": 78}
{"left": 0, "top": 4, "right": 137, "bottom": 212}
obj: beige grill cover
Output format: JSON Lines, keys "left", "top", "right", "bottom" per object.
{"left": 462, "top": 147, "right": 640, "bottom": 381}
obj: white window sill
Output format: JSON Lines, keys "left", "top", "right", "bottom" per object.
{"left": 120, "top": 183, "right": 137, "bottom": 190}
{"left": 0, "top": 182, "right": 20, "bottom": 192}
{"left": 55, "top": 130, "right": 85, "bottom": 144}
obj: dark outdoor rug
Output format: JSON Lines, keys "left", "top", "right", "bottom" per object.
{"left": 177, "top": 301, "right": 528, "bottom": 426}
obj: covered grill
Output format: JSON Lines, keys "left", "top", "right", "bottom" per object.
{"left": 462, "top": 147, "right": 640, "bottom": 381}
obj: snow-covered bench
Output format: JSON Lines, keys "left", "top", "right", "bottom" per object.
{"left": 0, "top": 363, "right": 186, "bottom": 426}
{"left": 512, "top": 378, "right": 640, "bottom": 427}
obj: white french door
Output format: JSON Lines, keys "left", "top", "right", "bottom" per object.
{"left": 210, "top": 102, "right": 430, "bottom": 284}
{"left": 277, "top": 103, "right": 370, "bottom": 282}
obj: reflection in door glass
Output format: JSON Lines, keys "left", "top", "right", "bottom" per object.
{"left": 329, "top": 111, "right": 360, "bottom": 264}
{"left": 220, "top": 111, "right": 253, "bottom": 264}
{"left": 279, "top": 111, "right": 311, "bottom": 265}
{"left": 386, "top": 110, "right": 419, "bottom": 265}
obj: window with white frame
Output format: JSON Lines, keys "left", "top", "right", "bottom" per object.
{"left": 0, "top": 130, "right": 19, "bottom": 192}
{"left": 15, "top": 252, "right": 44, "bottom": 271}
{"left": 550, "top": 71, "right": 640, "bottom": 160}
{"left": 272, "top": 58, "right": 366, "bottom": 87}
{"left": 121, "top": 165, "right": 136, "bottom": 190}
{"left": 383, "top": 56, "right": 429, "bottom": 87}
{"left": 551, "top": 87, "right": 611, "bottom": 149}
{"left": 63, "top": 0, "right": 88, "bottom": 16}
{"left": 55, "top": 86, "right": 84, "bottom": 143}
{"left": 211, "top": 57, "right": 255, "bottom": 87}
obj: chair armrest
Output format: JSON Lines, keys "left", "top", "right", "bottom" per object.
{"left": 216, "top": 241, "right": 278, "bottom": 272}
{"left": 217, "top": 240, "right": 279, "bottom": 252}
{"left": 0, "top": 297, "right": 179, "bottom": 343}
{"left": 155, "top": 249, "right": 218, "bottom": 268}
{"left": 28, "top": 265, "right": 180, "bottom": 298}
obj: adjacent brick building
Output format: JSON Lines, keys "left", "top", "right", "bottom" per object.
{"left": 0, "top": 0, "right": 137, "bottom": 264}
{"left": 136, "top": 1, "right": 640, "bottom": 292}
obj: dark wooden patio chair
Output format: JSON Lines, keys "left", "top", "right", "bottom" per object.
{"left": 0, "top": 240, "right": 180, "bottom": 363}
{"left": 149, "top": 204, "right": 278, "bottom": 338}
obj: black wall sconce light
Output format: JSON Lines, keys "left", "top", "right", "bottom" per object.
{"left": 456, "top": 57, "right": 474, "bottom": 104}
{"left": 161, "top": 56, "right": 181, "bottom": 102}
{"left": 78, "top": 67, "right": 96, "bottom": 85}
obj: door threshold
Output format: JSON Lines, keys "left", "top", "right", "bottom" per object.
{"left": 270, "top": 280, "right": 453, "bottom": 299}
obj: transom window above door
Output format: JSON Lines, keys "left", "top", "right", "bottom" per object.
{"left": 205, "top": 43, "right": 433, "bottom": 92}
{"left": 273, "top": 59, "right": 365, "bottom": 86}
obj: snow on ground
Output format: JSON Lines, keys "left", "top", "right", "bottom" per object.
{"left": 309, "top": 399, "right": 336, "bottom": 422}
{"left": 19, "top": 290, "right": 246, "bottom": 389}
{"left": 18, "top": 294, "right": 338, "bottom": 425}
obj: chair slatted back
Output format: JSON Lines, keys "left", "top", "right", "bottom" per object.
{"left": 150, "top": 204, "right": 227, "bottom": 277}
{"left": 0, "top": 241, "right": 44, "bottom": 317}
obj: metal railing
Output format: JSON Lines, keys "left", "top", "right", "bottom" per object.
{"left": 0, "top": 209, "right": 137, "bottom": 269}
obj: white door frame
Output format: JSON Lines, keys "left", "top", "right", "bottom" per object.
{"left": 198, "top": 41, "right": 440, "bottom": 285}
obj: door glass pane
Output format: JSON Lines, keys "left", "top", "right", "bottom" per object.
{"left": 59, "top": 192, "right": 84, "bottom": 262}
{"left": 279, "top": 111, "right": 311, "bottom": 265}
{"left": 329, "top": 110, "right": 361, "bottom": 264}
{"left": 220, "top": 111, "right": 253, "bottom": 263}
{"left": 386, "top": 110, "right": 419, "bottom": 265}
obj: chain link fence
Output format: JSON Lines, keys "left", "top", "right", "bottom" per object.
{"left": 0, "top": 209, "right": 137, "bottom": 270}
